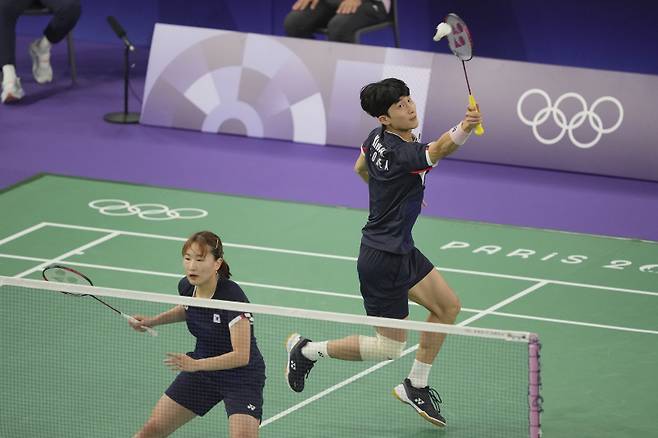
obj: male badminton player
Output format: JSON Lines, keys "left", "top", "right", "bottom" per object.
{"left": 286, "top": 78, "right": 481, "bottom": 427}
{"left": 130, "top": 231, "right": 266, "bottom": 438}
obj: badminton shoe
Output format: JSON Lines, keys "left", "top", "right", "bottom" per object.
{"left": 285, "top": 333, "right": 316, "bottom": 393}
{"left": 29, "top": 38, "right": 53, "bottom": 84}
{"left": 1, "top": 78, "right": 25, "bottom": 103}
{"left": 393, "top": 378, "right": 446, "bottom": 427}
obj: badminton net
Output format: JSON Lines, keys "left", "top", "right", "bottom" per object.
{"left": 0, "top": 276, "right": 541, "bottom": 438}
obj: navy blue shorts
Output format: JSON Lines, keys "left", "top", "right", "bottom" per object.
{"left": 357, "top": 244, "right": 435, "bottom": 319}
{"left": 165, "top": 369, "right": 265, "bottom": 420}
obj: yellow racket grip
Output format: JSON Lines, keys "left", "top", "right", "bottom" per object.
{"left": 468, "top": 94, "right": 485, "bottom": 136}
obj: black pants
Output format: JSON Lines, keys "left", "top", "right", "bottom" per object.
{"left": 0, "top": 0, "right": 81, "bottom": 66}
{"left": 284, "top": 0, "right": 388, "bottom": 43}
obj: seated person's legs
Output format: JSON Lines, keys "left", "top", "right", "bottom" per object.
{"left": 284, "top": 0, "right": 336, "bottom": 38}
{"left": 326, "top": 0, "right": 388, "bottom": 43}
{"left": 30, "top": 0, "right": 81, "bottom": 83}
{"left": 0, "top": 0, "right": 32, "bottom": 103}
{"left": 38, "top": 0, "right": 81, "bottom": 44}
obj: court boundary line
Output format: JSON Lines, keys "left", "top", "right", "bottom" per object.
{"left": 13, "top": 233, "right": 120, "bottom": 278}
{"left": 457, "top": 281, "right": 549, "bottom": 326}
{"left": 0, "top": 223, "right": 48, "bottom": 246}
{"left": 2, "top": 221, "right": 653, "bottom": 297}
{"left": 2, "top": 252, "right": 656, "bottom": 336}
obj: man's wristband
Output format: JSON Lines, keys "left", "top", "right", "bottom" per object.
{"left": 448, "top": 123, "right": 472, "bottom": 146}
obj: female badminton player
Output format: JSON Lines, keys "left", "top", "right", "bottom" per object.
{"left": 130, "top": 231, "right": 266, "bottom": 438}
{"left": 286, "top": 78, "right": 482, "bottom": 427}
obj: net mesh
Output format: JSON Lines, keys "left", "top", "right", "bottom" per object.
{"left": 0, "top": 277, "right": 539, "bottom": 438}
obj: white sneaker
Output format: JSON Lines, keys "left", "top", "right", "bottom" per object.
{"left": 1, "top": 77, "right": 25, "bottom": 103}
{"left": 29, "top": 38, "right": 53, "bottom": 84}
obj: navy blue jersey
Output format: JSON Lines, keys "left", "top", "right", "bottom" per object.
{"left": 178, "top": 277, "right": 266, "bottom": 379}
{"left": 360, "top": 127, "right": 436, "bottom": 254}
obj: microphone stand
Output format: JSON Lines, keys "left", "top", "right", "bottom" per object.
{"left": 103, "top": 44, "right": 140, "bottom": 124}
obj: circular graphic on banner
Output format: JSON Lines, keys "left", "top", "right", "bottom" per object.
{"left": 143, "top": 33, "right": 326, "bottom": 144}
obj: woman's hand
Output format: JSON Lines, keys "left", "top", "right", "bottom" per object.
{"left": 164, "top": 353, "right": 201, "bottom": 372}
{"left": 128, "top": 315, "right": 153, "bottom": 333}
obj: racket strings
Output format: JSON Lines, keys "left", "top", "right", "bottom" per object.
{"left": 41, "top": 264, "right": 158, "bottom": 336}
{"left": 43, "top": 265, "right": 121, "bottom": 314}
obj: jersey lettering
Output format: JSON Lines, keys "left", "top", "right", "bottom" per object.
{"left": 370, "top": 135, "right": 390, "bottom": 171}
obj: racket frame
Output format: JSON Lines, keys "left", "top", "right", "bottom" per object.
{"left": 41, "top": 264, "right": 158, "bottom": 336}
{"left": 443, "top": 13, "right": 484, "bottom": 135}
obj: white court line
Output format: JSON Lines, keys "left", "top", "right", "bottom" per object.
{"left": 487, "top": 310, "right": 658, "bottom": 335}
{"left": 0, "top": 253, "right": 359, "bottom": 298}
{"left": 0, "top": 222, "right": 47, "bottom": 246}
{"left": 0, "top": 252, "right": 656, "bottom": 335}
{"left": 13, "top": 233, "right": 120, "bottom": 278}
{"left": 41, "top": 222, "right": 356, "bottom": 261}
{"left": 34, "top": 222, "right": 658, "bottom": 297}
{"left": 457, "top": 281, "right": 549, "bottom": 327}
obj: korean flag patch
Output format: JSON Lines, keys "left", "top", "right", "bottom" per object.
{"left": 213, "top": 313, "right": 221, "bottom": 323}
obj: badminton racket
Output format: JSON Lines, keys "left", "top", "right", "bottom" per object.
{"left": 42, "top": 264, "right": 158, "bottom": 336}
{"left": 434, "top": 13, "right": 485, "bottom": 136}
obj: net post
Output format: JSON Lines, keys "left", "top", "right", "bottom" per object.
{"left": 528, "top": 333, "right": 543, "bottom": 437}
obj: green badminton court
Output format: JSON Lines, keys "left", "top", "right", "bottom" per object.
{"left": 1, "top": 175, "right": 656, "bottom": 437}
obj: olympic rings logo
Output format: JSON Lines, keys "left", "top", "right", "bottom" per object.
{"left": 88, "top": 199, "right": 208, "bottom": 221}
{"left": 517, "top": 89, "right": 623, "bottom": 149}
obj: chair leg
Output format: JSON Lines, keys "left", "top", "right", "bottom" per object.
{"left": 393, "top": 26, "right": 400, "bottom": 48}
{"left": 66, "top": 32, "right": 77, "bottom": 84}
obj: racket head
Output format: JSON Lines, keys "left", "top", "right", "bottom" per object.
{"left": 445, "top": 13, "right": 473, "bottom": 61}
{"left": 42, "top": 264, "right": 93, "bottom": 296}
{"left": 41, "top": 265, "right": 153, "bottom": 334}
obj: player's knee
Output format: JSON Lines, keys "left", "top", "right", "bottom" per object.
{"left": 359, "top": 334, "right": 406, "bottom": 361}
{"left": 448, "top": 295, "right": 462, "bottom": 316}
{"left": 431, "top": 292, "right": 460, "bottom": 323}
{"left": 446, "top": 295, "right": 461, "bottom": 320}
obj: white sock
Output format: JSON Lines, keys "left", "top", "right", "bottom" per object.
{"left": 2, "top": 65, "right": 17, "bottom": 83}
{"left": 302, "top": 341, "right": 329, "bottom": 361}
{"left": 408, "top": 359, "right": 432, "bottom": 388}
{"left": 37, "top": 36, "right": 52, "bottom": 51}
